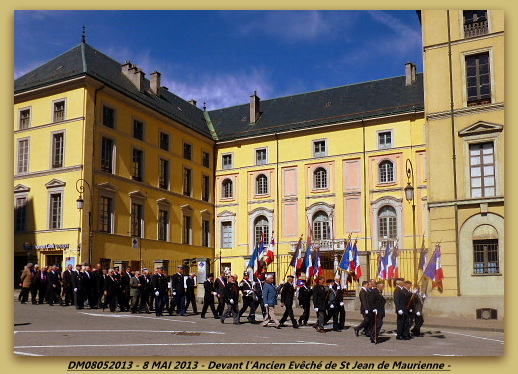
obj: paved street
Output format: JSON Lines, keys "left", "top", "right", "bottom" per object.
{"left": 14, "top": 297, "right": 503, "bottom": 357}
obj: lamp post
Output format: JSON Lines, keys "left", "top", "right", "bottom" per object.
{"left": 404, "top": 159, "right": 418, "bottom": 286}
{"left": 76, "top": 178, "right": 93, "bottom": 265}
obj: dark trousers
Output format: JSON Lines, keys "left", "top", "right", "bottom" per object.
{"left": 337, "top": 305, "right": 346, "bottom": 329}
{"left": 155, "top": 292, "right": 168, "bottom": 316}
{"left": 63, "top": 285, "right": 74, "bottom": 305}
{"left": 238, "top": 297, "right": 256, "bottom": 320}
{"left": 48, "top": 286, "right": 62, "bottom": 305}
{"left": 105, "top": 292, "right": 117, "bottom": 312}
{"left": 221, "top": 302, "right": 239, "bottom": 323}
{"left": 370, "top": 315, "right": 384, "bottom": 342}
{"left": 139, "top": 290, "right": 150, "bottom": 312}
{"left": 201, "top": 299, "right": 218, "bottom": 318}
{"left": 174, "top": 293, "right": 187, "bottom": 315}
{"left": 357, "top": 312, "right": 371, "bottom": 335}
{"left": 315, "top": 309, "right": 326, "bottom": 330}
{"left": 279, "top": 304, "right": 298, "bottom": 326}
{"left": 411, "top": 313, "right": 424, "bottom": 335}
{"left": 74, "top": 289, "right": 85, "bottom": 308}
{"left": 185, "top": 292, "right": 197, "bottom": 313}
{"left": 299, "top": 304, "right": 310, "bottom": 325}
{"left": 396, "top": 312, "right": 411, "bottom": 338}
{"left": 325, "top": 307, "right": 340, "bottom": 330}
{"left": 20, "top": 287, "right": 30, "bottom": 303}
{"left": 254, "top": 296, "right": 266, "bottom": 318}
{"left": 216, "top": 297, "right": 226, "bottom": 316}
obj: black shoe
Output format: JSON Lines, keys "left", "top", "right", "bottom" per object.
{"left": 396, "top": 336, "right": 403, "bottom": 340}
{"left": 201, "top": 315, "right": 206, "bottom": 319}
{"left": 354, "top": 327, "right": 360, "bottom": 336}
{"left": 293, "top": 324, "right": 299, "bottom": 329}
{"left": 278, "top": 323, "right": 287, "bottom": 327}
{"left": 275, "top": 325, "right": 281, "bottom": 329}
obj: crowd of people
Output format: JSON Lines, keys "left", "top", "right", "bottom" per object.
{"left": 18, "top": 262, "right": 425, "bottom": 341}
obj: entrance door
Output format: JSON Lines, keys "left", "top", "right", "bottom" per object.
{"left": 46, "top": 255, "right": 63, "bottom": 270}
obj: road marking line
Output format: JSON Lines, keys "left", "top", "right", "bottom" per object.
{"left": 15, "top": 341, "right": 338, "bottom": 349}
{"left": 78, "top": 312, "right": 196, "bottom": 323}
{"left": 14, "top": 329, "right": 225, "bottom": 334}
{"left": 443, "top": 330, "right": 504, "bottom": 344}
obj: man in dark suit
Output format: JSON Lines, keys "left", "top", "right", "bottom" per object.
{"left": 185, "top": 273, "right": 198, "bottom": 314}
{"left": 252, "top": 275, "right": 266, "bottom": 319}
{"left": 312, "top": 276, "right": 327, "bottom": 333}
{"left": 369, "top": 281, "right": 386, "bottom": 344}
{"left": 214, "top": 272, "right": 227, "bottom": 317}
{"left": 220, "top": 275, "right": 240, "bottom": 324}
{"left": 151, "top": 266, "right": 168, "bottom": 316}
{"left": 82, "top": 264, "right": 98, "bottom": 308}
{"left": 394, "top": 278, "right": 411, "bottom": 340}
{"left": 355, "top": 280, "right": 372, "bottom": 336}
{"left": 90, "top": 263, "right": 104, "bottom": 309}
{"left": 119, "top": 267, "right": 132, "bottom": 312}
{"left": 71, "top": 263, "right": 85, "bottom": 309}
{"left": 297, "top": 279, "right": 311, "bottom": 326}
{"left": 47, "top": 265, "right": 63, "bottom": 306}
{"left": 138, "top": 269, "right": 151, "bottom": 313}
{"left": 279, "top": 275, "right": 299, "bottom": 328}
{"left": 201, "top": 273, "right": 218, "bottom": 319}
{"left": 170, "top": 265, "right": 187, "bottom": 316}
{"left": 62, "top": 264, "right": 74, "bottom": 306}
{"left": 238, "top": 272, "right": 256, "bottom": 323}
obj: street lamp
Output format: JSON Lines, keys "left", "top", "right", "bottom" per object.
{"left": 76, "top": 178, "right": 93, "bottom": 264}
{"left": 404, "top": 159, "right": 418, "bottom": 286}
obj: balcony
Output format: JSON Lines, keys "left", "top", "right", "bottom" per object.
{"left": 464, "top": 20, "right": 488, "bottom": 38}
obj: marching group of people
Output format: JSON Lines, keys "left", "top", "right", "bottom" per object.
{"left": 18, "top": 262, "right": 425, "bottom": 342}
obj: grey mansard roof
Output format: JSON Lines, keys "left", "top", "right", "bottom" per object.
{"left": 15, "top": 42, "right": 424, "bottom": 142}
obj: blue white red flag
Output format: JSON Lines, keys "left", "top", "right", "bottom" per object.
{"left": 339, "top": 240, "right": 352, "bottom": 271}
{"left": 424, "top": 244, "right": 444, "bottom": 292}
{"left": 314, "top": 247, "right": 323, "bottom": 278}
{"left": 352, "top": 240, "right": 363, "bottom": 279}
{"left": 377, "top": 242, "right": 391, "bottom": 279}
{"left": 388, "top": 243, "right": 399, "bottom": 279}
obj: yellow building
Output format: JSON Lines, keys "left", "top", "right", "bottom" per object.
{"left": 210, "top": 71, "right": 427, "bottom": 286}
{"left": 14, "top": 43, "right": 215, "bottom": 279}
{"left": 420, "top": 10, "right": 504, "bottom": 319}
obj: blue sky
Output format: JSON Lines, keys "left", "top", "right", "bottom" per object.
{"left": 14, "top": 10, "right": 423, "bottom": 110}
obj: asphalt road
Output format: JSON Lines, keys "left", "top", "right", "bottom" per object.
{"left": 14, "top": 301, "right": 504, "bottom": 357}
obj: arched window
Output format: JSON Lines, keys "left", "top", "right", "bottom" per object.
{"left": 378, "top": 205, "right": 397, "bottom": 246}
{"left": 313, "top": 211, "right": 330, "bottom": 241}
{"left": 256, "top": 174, "right": 268, "bottom": 195}
{"left": 222, "top": 178, "right": 233, "bottom": 199}
{"left": 254, "top": 215, "right": 269, "bottom": 247}
{"left": 379, "top": 160, "right": 394, "bottom": 183}
{"left": 313, "top": 167, "right": 328, "bottom": 189}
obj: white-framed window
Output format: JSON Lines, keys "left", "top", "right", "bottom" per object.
{"left": 466, "top": 52, "right": 491, "bottom": 106}
{"left": 378, "top": 130, "right": 393, "bottom": 149}
{"left": 312, "top": 211, "right": 330, "bottom": 241}
{"left": 473, "top": 239, "right": 499, "bottom": 274}
{"left": 255, "top": 148, "right": 267, "bottom": 165}
{"left": 378, "top": 160, "right": 395, "bottom": 183}
{"left": 49, "top": 192, "right": 63, "bottom": 230}
{"left": 53, "top": 99, "right": 66, "bottom": 122}
{"left": 158, "top": 209, "right": 169, "bottom": 241}
{"left": 255, "top": 174, "right": 269, "bottom": 195}
{"left": 254, "top": 216, "right": 269, "bottom": 247}
{"left": 313, "top": 139, "right": 327, "bottom": 157}
{"left": 102, "top": 105, "right": 116, "bottom": 128}
{"left": 222, "top": 153, "right": 233, "bottom": 170}
{"left": 222, "top": 178, "right": 233, "bottom": 199}
{"left": 313, "top": 167, "right": 328, "bottom": 189}
{"left": 221, "top": 221, "right": 233, "bottom": 248}
{"left": 469, "top": 142, "right": 495, "bottom": 198}
{"left": 378, "top": 205, "right": 397, "bottom": 247}
{"left": 99, "top": 196, "right": 114, "bottom": 234}
{"left": 51, "top": 131, "right": 65, "bottom": 169}
{"left": 463, "top": 10, "right": 488, "bottom": 38}
{"left": 18, "top": 107, "right": 31, "bottom": 130}
{"left": 101, "top": 137, "right": 115, "bottom": 173}
{"left": 17, "top": 138, "right": 30, "bottom": 174}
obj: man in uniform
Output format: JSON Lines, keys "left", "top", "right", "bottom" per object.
{"left": 170, "top": 265, "right": 187, "bottom": 316}
{"left": 354, "top": 280, "right": 371, "bottom": 336}
{"left": 312, "top": 276, "right": 327, "bottom": 333}
{"left": 297, "top": 279, "right": 311, "bottom": 326}
{"left": 220, "top": 275, "right": 240, "bottom": 324}
{"left": 71, "top": 263, "right": 85, "bottom": 309}
{"left": 214, "top": 271, "right": 227, "bottom": 318}
{"left": 394, "top": 278, "right": 411, "bottom": 340}
{"left": 369, "top": 281, "right": 386, "bottom": 344}
{"left": 151, "top": 266, "right": 168, "bottom": 316}
{"left": 201, "top": 273, "right": 218, "bottom": 319}
{"left": 278, "top": 275, "right": 299, "bottom": 328}
{"left": 185, "top": 272, "right": 198, "bottom": 314}
{"left": 238, "top": 272, "right": 256, "bottom": 323}
{"left": 409, "top": 286, "right": 425, "bottom": 337}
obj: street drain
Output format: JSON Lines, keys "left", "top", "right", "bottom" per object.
{"left": 175, "top": 332, "right": 201, "bottom": 336}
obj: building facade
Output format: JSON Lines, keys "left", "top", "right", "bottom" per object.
{"left": 420, "top": 10, "right": 504, "bottom": 319}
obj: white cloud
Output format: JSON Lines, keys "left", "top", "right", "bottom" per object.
{"left": 166, "top": 68, "right": 274, "bottom": 110}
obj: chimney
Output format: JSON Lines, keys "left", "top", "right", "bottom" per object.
{"left": 250, "top": 91, "right": 260, "bottom": 123}
{"left": 189, "top": 99, "right": 197, "bottom": 106}
{"left": 150, "top": 71, "right": 161, "bottom": 95}
{"left": 121, "top": 61, "right": 147, "bottom": 91}
{"left": 405, "top": 62, "right": 416, "bottom": 86}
